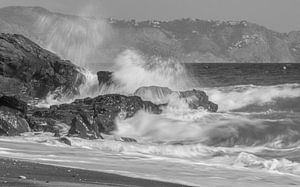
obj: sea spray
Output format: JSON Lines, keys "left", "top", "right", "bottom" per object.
{"left": 204, "top": 83, "right": 300, "bottom": 112}
{"left": 112, "top": 50, "right": 196, "bottom": 93}
{"left": 114, "top": 109, "right": 300, "bottom": 147}
{"left": 35, "top": 12, "right": 111, "bottom": 69}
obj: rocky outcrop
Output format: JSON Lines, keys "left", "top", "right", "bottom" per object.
{"left": 179, "top": 89, "right": 218, "bottom": 112}
{"left": 0, "top": 33, "right": 84, "bottom": 100}
{"left": 0, "top": 94, "right": 27, "bottom": 113}
{"left": 0, "top": 92, "right": 162, "bottom": 137}
{"left": 31, "top": 94, "right": 162, "bottom": 136}
{"left": 134, "top": 86, "right": 218, "bottom": 112}
{"left": 0, "top": 94, "right": 30, "bottom": 136}
{"left": 68, "top": 116, "right": 101, "bottom": 139}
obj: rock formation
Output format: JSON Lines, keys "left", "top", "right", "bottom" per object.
{"left": 32, "top": 95, "right": 162, "bottom": 135}
{"left": 0, "top": 33, "right": 84, "bottom": 101}
{"left": 97, "top": 71, "right": 113, "bottom": 85}
{"left": 0, "top": 94, "right": 30, "bottom": 136}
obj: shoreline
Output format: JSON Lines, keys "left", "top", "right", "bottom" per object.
{"left": 0, "top": 157, "right": 192, "bottom": 187}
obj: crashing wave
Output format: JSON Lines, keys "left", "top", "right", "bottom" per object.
{"left": 235, "top": 152, "right": 300, "bottom": 174}
{"left": 204, "top": 83, "right": 300, "bottom": 112}
{"left": 111, "top": 50, "right": 196, "bottom": 93}
{"left": 114, "top": 111, "right": 300, "bottom": 148}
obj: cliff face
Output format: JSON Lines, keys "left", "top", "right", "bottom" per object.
{"left": 0, "top": 6, "right": 299, "bottom": 64}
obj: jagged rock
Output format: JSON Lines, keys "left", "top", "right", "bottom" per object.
{"left": 0, "top": 108, "right": 30, "bottom": 136}
{"left": 0, "top": 93, "right": 27, "bottom": 113}
{"left": 0, "top": 33, "right": 84, "bottom": 100}
{"left": 179, "top": 89, "right": 218, "bottom": 112}
{"left": 134, "top": 86, "right": 218, "bottom": 112}
{"left": 26, "top": 109, "right": 57, "bottom": 133}
{"left": 68, "top": 116, "right": 101, "bottom": 139}
{"left": 31, "top": 94, "right": 162, "bottom": 135}
{"left": 97, "top": 71, "right": 113, "bottom": 85}
{"left": 0, "top": 95, "right": 30, "bottom": 136}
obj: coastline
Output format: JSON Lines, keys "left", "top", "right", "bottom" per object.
{"left": 0, "top": 157, "right": 192, "bottom": 187}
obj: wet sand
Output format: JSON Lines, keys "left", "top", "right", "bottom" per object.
{"left": 0, "top": 157, "right": 191, "bottom": 187}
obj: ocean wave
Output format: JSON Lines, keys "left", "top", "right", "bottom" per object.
{"left": 114, "top": 111, "right": 300, "bottom": 148}
{"left": 234, "top": 152, "right": 300, "bottom": 175}
{"left": 204, "top": 83, "right": 300, "bottom": 112}
{"left": 111, "top": 50, "right": 196, "bottom": 93}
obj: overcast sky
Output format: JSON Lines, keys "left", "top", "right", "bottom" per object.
{"left": 0, "top": 0, "right": 299, "bottom": 32}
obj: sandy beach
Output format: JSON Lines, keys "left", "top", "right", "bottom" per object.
{"left": 0, "top": 157, "right": 191, "bottom": 187}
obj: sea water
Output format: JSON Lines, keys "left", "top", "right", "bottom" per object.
{"left": 1, "top": 62, "right": 300, "bottom": 186}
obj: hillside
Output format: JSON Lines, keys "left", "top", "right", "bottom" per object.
{"left": 0, "top": 6, "right": 299, "bottom": 68}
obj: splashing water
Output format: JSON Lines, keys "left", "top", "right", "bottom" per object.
{"left": 204, "top": 84, "right": 300, "bottom": 112}
{"left": 111, "top": 50, "right": 196, "bottom": 94}
{"left": 114, "top": 109, "right": 300, "bottom": 147}
{"left": 36, "top": 13, "right": 111, "bottom": 69}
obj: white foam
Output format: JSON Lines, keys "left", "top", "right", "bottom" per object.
{"left": 112, "top": 50, "right": 195, "bottom": 94}
{"left": 235, "top": 152, "right": 300, "bottom": 174}
{"left": 204, "top": 84, "right": 300, "bottom": 111}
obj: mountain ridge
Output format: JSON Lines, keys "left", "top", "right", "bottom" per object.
{"left": 0, "top": 6, "right": 299, "bottom": 65}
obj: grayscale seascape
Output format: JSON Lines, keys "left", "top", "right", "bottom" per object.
{"left": 0, "top": 1, "right": 300, "bottom": 186}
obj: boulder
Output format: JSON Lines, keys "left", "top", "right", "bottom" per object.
{"left": 0, "top": 107, "right": 31, "bottom": 136}
{"left": 58, "top": 137, "right": 72, "bottom": 146}
{"left": 0, "top": 93, "right": 27, "bottom": 113}
{"left": 134, "top": 86, "right": 218, "bottom": 112}
{"left": 179, "top": 89, "right": 218, "bottom": 112}
{"left": 0, "top": 94, "right": 30, "bottom": 136}
{"left": 0, "top": 33, "right": 85, "bottom": 100}
{"left": 68, "top": 116, "right": 101, "bottom": 139}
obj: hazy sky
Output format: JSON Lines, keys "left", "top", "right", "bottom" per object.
{"left": 0, "top": 0, "right": 299, "bottom": 32}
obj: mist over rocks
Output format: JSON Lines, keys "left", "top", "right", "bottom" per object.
{"left": 134, "top": 86, "right": 218, "bottom": 112}
{"left": 0, "top": 33, "right": 85, "bottom": 101}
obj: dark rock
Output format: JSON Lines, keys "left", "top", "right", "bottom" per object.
{"left": 97, "top": 71, "right": 113, "bottom": 85}
{"left": 0, "top": 33, "right": 84, "bottom": 100}
{"left": 26, "top": 115, "right": 63, "bottom": 135}
{"left": 120, "top": 137, "right": 137, "bottom": 143}
{"left": 68, "top": 116, "right": 101, "bottom": 139}
{"left": 179, "top": 89, "right": 218, "bottom": 112}
{"left": 0, "top": 106, "right": 30, "bottom": 136}
{"left": 58, "top": 137, "right": 72, "bottom": 146}
{"left": 0, "top": 93, "right": 27, "bottom": 113}
{"left": 31, "top": 94, "right": 162, "bottom": 135}
{"left": 0, "top": 94, "right": 30, "bottom": 136}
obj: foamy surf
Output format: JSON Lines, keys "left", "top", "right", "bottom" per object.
{"left": 1, "top": 133, "right": 300, "bottom": 186}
